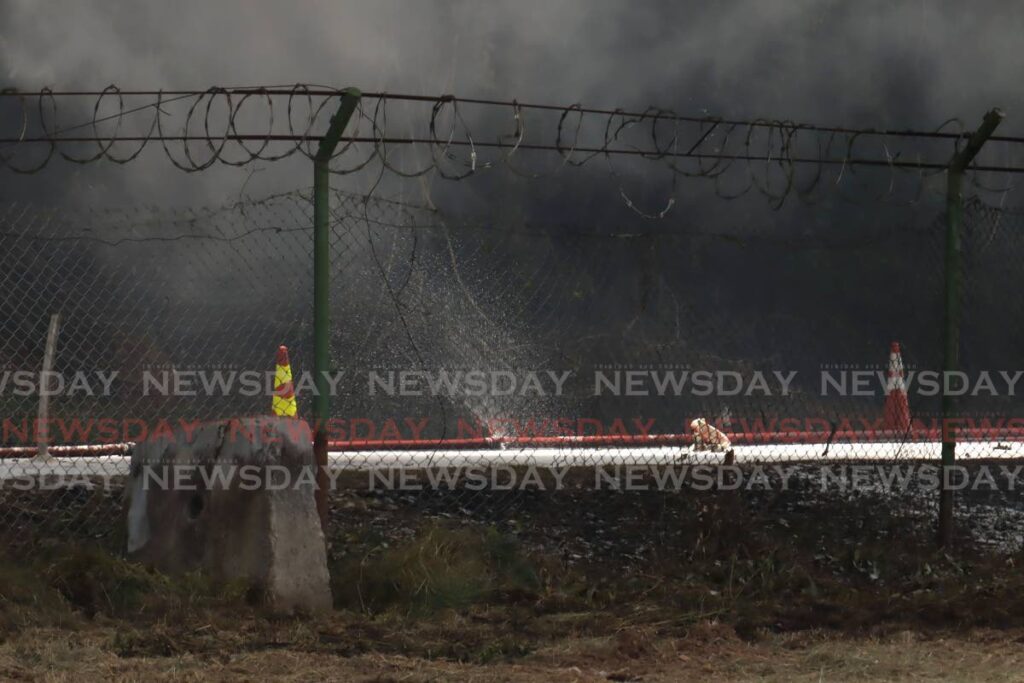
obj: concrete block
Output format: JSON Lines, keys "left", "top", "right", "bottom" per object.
{"left": 125, "top": 416, "right": 331, "bottom": 614}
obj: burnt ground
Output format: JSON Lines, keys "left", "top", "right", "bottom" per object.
{"left": 324, "top": 461, "right": 1024, "bottom": 633}
{"left": 3, "top": 461, "right": 1024, "bottom": 679}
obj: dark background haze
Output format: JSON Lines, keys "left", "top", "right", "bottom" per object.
{"left": 2, "top": 0, "right": 1023, "bottom": 204}
{"left": 2, "top": 1, "right": 1024, "bottom": 437}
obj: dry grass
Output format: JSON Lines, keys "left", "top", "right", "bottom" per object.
{"left": 2, "top": 623, "right": 1024, "bottom": 681}
{"left": 0, "top": 534, "right": 1022, "bottom": 681}
{"left": 5, "top": 479, "right": 1024, "bottom": 680}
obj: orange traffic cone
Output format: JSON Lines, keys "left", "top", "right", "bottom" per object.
{"left": 883, "top": 341, "right": 911, "bottom": 432}
{"left": 272, "top": 345, "right": 298, "bottom": 418}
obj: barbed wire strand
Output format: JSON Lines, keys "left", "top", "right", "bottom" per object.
{"left": 1, "top": 86, "right": 1022, "bottom": 214}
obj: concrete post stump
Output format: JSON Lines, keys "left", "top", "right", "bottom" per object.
{"left": 125, "top": 416, "right": 331, "bottom": 614}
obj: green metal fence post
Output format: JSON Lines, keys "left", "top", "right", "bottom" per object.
{"left": 312, "top": 87, "right": 361, "bottom": 530}
{"left": 938, "top": 108, "right": 1004, "bottom": 547}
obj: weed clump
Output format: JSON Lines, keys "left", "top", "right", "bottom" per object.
{"left": 0, "top": 544, "right": 251, "bottom": 630}
{"left": 332, "top": 524, "right": 542, "bottom": 614}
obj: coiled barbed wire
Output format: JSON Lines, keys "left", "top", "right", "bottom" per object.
{"left": 1, "top": 85, "right": 1022, "bottom": 214}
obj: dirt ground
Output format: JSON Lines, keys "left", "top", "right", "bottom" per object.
{"left": 4, "top": 462, "right": 1024, "bottom": 680}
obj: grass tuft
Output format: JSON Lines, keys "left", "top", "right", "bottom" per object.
{"left": 332, "top": 523, "right": 542, "bottom": 615}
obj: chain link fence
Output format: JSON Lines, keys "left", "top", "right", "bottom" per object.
{"left": 2, "top": 190, "right": 1024, "bottom": 552}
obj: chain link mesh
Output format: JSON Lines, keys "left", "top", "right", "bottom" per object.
{"left": 2, "top": 191, "right": 1024, "bottom": 551}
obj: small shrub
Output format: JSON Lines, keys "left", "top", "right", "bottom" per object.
{"left": 333, "top": 524, "right": 541, "bottom": 614}
{"left": 0, "top": 544, "right": 252, "bottom": 625}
